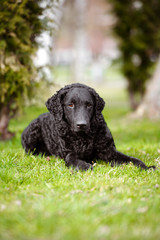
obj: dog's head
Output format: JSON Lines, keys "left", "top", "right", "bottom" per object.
{"left": 46, "top": 83, "right": 105, "bottom": 133}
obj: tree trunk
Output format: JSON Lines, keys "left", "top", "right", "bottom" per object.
{"left": 128, "top": 90, "right": 139, "bottom": 110}
{"left": 72, "top": 0, "right": 87, "bottom": 82}
{"left": 0, "top": 105, "right": 15, "bottom": 141}
{"left": 136, "top": 57, "right": 160, "bottom": 119}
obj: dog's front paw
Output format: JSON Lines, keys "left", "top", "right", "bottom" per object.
{"left": 65, "top": 154, "right": 93, "bottom": 171}
{"left": 76, "top": 160, "right": 93, "bottom": 171}
{"left": 147, "top": 165, "right": 156, "bottom": 170}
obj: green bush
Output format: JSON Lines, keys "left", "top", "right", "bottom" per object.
{"left": 0, "top": 0, "right": 48, "bottom": 140}
{"left": 109, "top": 0, "right": 160, "bottom": 109}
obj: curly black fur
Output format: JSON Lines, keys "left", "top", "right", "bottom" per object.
{"left": 21, "top": 83, "right": 155, "bottom": 171}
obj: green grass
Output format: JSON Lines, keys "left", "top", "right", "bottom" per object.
{"left": 0, "top": 103, "right": 160, "bottom": 240}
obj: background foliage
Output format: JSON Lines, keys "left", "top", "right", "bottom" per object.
{"left": 109, "top": 0, "right": 160, "bottom": 109}
{"left": 0, "top": 0, "right": 45, "bottom": 106}
{"left": 0, "top": 0, "right": 54, "bottom": 139}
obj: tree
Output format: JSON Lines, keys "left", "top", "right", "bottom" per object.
{"left": 108, "top": 0, "right": 160, "bottom": 109}
{"left": 0, "top": 0, "right": 51, "bottom": 140}
{"left": 136, "top": 56, "right": 160, "bottom": 118}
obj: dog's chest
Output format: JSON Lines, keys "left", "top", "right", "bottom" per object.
{"left": 63, "top": 134, "right": 94, "bottom": 155}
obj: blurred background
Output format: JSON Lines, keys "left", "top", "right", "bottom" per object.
{"left": 35, "top": 0, "right": 123, "bottom": 103}
{"left": 1, "top": 0, "right": 160, "bottom": 140}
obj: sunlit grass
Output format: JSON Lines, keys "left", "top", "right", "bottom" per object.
{"left": 0, "top": 95, "right": 160, "bottom": 240}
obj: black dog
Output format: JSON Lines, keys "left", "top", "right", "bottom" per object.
{"left": 22, "top": 83, "right": 155, "bottom": 171}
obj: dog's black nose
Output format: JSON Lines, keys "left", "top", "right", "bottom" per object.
{"left": 77, "top": 122, "right": 87, "bottom": 129}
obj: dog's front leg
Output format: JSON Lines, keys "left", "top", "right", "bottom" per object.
{"left": 113, "top": 150, "right": 156, "bottom": 170}
{"left": 65, "top": 152, "right": 93, "bottom": 171}
{"left": 95, "top": 129, "right": 155, "bottom": 170}
{"left": 100, "top": 148, "right": 155, "bottom": 170}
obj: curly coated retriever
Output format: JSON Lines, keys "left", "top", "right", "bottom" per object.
{"left": 21, "top": 83, "right": 155, "bottom": 171}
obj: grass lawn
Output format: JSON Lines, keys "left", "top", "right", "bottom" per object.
{"left": 0, "top": 101, "right": 160, "bottom": 240}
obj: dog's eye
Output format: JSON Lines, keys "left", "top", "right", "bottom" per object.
{"left": 87, "top": 103, "right": 92, "bottom": 108}
{"left": 68, "top": 103, "right": 74, "bottom": 108}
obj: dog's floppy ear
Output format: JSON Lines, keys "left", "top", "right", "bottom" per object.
{"left": 46, "top": 88, "right": 66, "bottom": 122}
{"left": 88, "top": 87, "right": 105, "bottom": 121}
